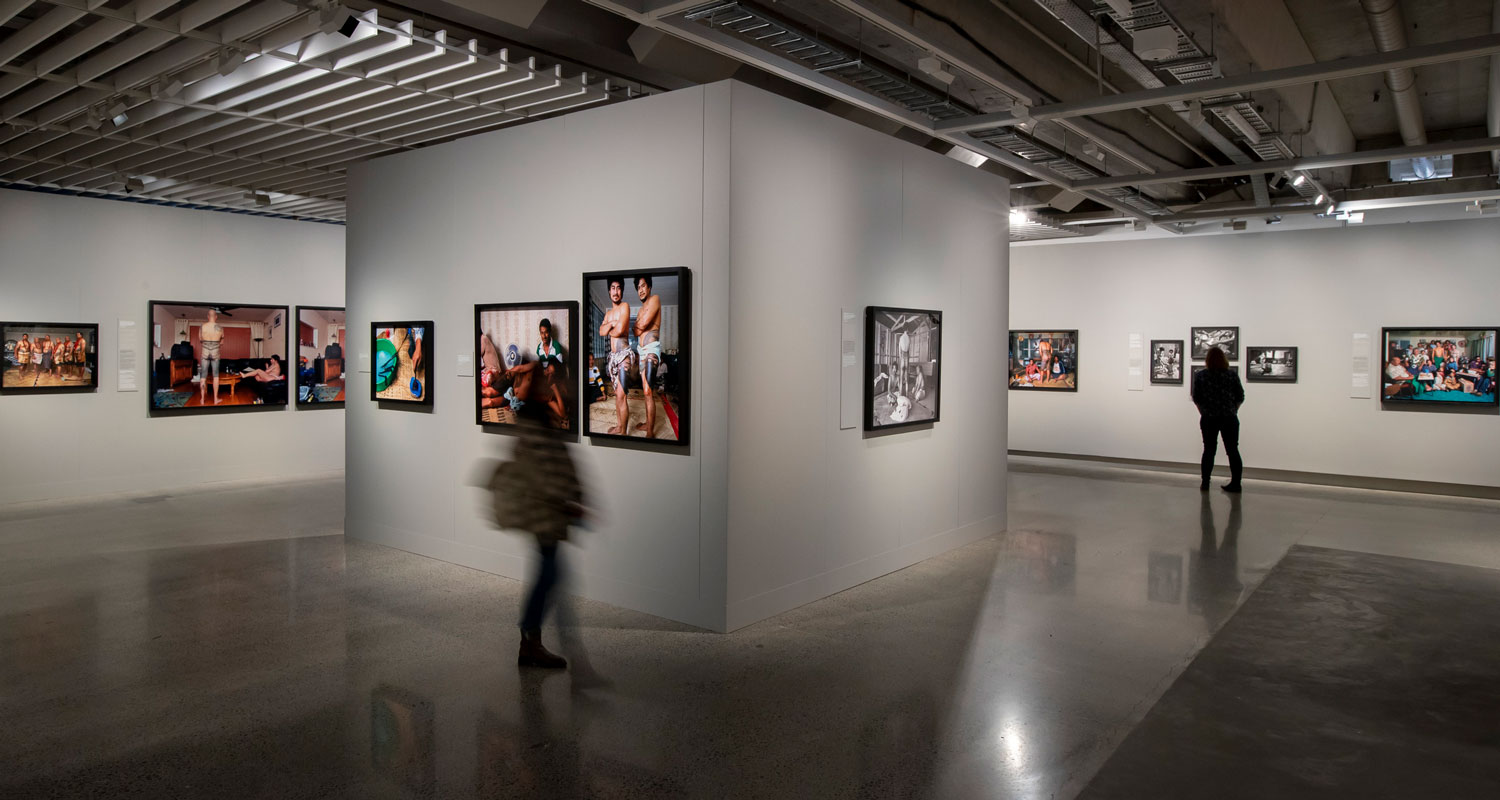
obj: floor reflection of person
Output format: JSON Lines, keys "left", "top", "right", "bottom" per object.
{"left": 633, "top": 276, "right": 662, "bottom": 437}
{"left": 1190, "top": 493, "right": 1242, "bottom": 630}
{"left": 600, "top": 277, "right": 634, "bottom": 435}
{"left": 200, "top": 309, "right": 225, "bottom": 405}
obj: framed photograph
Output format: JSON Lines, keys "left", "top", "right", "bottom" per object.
{"left": 2, "top": 322, "right": 98, "bottom": 392}
{"left": 1191, "top": 327, "right": 1239, "bottom": 361}
{"left": 1149, "top": 339, "right": 1184, "bottom": 385}
{"left": 1008, "top": 329, "right": 1077, "bottom": 392}
{"left": 866, "top": 307, "right": 943, "bottom": 430}
{"left": 581, "top": 267, "right": 690, "bottom": 444}
{"left": 295, "top": 306, "right": 345, "bottom": 406}
{"left": 371, "top": 322, "right": 432, "bottom": 404}
{"left": 1245, "top": 346, "right": 1298, "bottom": 383}
{"left": 1191, "top": 363, "right": 1240, "bottom": 383}
{"left": 475, "top": 301, "right": 579, "bottom": 432}
{"left": 1380, "top": 328, "right": 1497, "bottom": 407}
{"left": 148, "top": 302, "right": 290, "bottom": 411}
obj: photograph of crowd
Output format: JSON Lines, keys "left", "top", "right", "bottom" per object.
{"left": 1381, "top": 328, "right": 1496, "bottom": 406}
{"left": 866, "top": 307, "right": 943, "bottom": 430}
{"left": 1150, "top": 339, "right": 1183, "bottom": 385}
{"left": 2, "top": 322, "right": 98, "bottom": 392}
{"left": 1191, "top": 327, "right": 1239, "bottom": 361}
{"left": 296, "top": 306, "right": 345, "bottom": 405}
{"left": 149, "top": 303, "right": 289, "bottom": 411}
{"left": 1246, "top": 346, "right": 1298, "bottom": 383}
{"left": 1008, "top": 330, "right": 1077, "bottom": 391}
{"left": 373, "top": 322, "right": 431, "bottom": 404}
{"left": 582, "top": 268, "right": 689, "bottom": 443}
{"left": 476, "top": 302, "right": 578, "bottom": 431}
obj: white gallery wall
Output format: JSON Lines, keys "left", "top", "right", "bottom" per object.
{"left": 1009, "top": 218, "right": 1500, "bottom": 488}
{"left": 345, "top": 80, "right": 1009, "bottom": 631}
{"left": 0, "top": 189, "right": 346, "bottom": 505}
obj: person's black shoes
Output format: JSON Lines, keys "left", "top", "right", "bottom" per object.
{"left": 518, "top": 631, "right": 567, "bottom": 669}
{"left": 1221, "top": 483, "right": 1242, "bottom": 494}
{"left": 1199, "top": 480, "right": 1211, "bottom": 491}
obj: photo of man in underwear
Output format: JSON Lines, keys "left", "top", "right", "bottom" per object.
{"left": 13, "top": 334, "right": 32, "bottom": 380}
{"left": 633, "top": 276, "right": 662, "bottom": 438}
{"left": 582, "top": 268, "right": 688, "bottom": 443}
{"left": 200, "top": 308, "right": 225, "bottom": 405}
{"left": 600, "top": 277, "right": 635, "bottom": 436}
{"left": 2, "top": 324, "right": 98, "bottom": 390}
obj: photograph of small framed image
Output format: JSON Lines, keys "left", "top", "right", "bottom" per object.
{"left": 1149, "top": 339, "right": 1184, "bottom": 385}
{"left": 582, "top": 267, "right": 690, "bottom": 444}
{"left": 1380, "top": 328, "right": 1497, "bottom": 407}
{"left": 1008, "top": 329, "right": 1077, "bottom": 391}
{"left": 867, "top": 307, "right": 943, "bottom": 430}
{"left": 475, "top": 301, "right": 579, "bottom": 432}
{"left": 148, "top": 302, "right": 290, "bottom": 412}
{"left": 2, "top": 321, "right": 98, "bottom": 393}
{"left": 1190, "top": 327, "right": 1239, "bottom": 361}
{"left": 1245, "top": 346, "right": 1298, "bottom": 383}
{"left": 372, "top": 322, "right": 432, "bottom": 405}
{"left": 295, "top": 306, "right": 345, "bottom": 406}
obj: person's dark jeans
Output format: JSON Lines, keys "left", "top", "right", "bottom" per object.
{"left": 520, "top": 543, "right": 560, "bottom": 634}
{"left": 1199, "top": 416, "right": 1243, "bottom": 486}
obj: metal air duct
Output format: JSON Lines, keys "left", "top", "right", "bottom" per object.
{"left": 1361, "top": 0, "right": 1427, "bottom": 147}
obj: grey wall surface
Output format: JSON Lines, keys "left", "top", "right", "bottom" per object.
{"left": 0, "top": 189, "right": 345, "bottom": 505}
{"left": 1009, "top": 219, "right": 1500, "bottom": 487}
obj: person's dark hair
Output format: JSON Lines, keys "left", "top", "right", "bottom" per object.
{"left": 539, "top": 318, "right": 552, "bottom": 333}
{"left": 635, "top": 274, "right": 652, "bottom": 291}
{"left": 1205, "top": 346, "right": 1230, "bottom": 371}
{"left": 270, "top": 354, "right": 285, "bottom": 371}
{"left": 608, "top": 277, "right": 624, "bottom": 292}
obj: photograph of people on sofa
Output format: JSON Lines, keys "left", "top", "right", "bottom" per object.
{"left": 149, "top": 302, "right": 290, "bottom": 410}
{"left": 296, "top": 306, "right": 345, "bottom": 406}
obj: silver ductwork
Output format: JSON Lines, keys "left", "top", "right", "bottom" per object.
{"left": 1361, "top": 0, "right": 1427, "bottom": 147}
{"left": 1490, "top": 0, "right": 1499, "bottom": 180}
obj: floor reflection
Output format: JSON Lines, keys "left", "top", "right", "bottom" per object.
{"left": 1189, "top": 493, "right": 1243, "bottom": 628}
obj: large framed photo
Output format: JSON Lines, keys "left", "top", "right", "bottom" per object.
{"left": 1381, "top": 328, "right": 1497, "bottom": 407}
{"left": 149, "top": 302, "right": 290, "bottom": 412}
{"left": 2, "top": 322, "right": 98, "bottom": 393}
{"left": 866, "top": 307, "right": 942, "bottom": 430}
{"left": 475, "top": 301, "right": 579, "bottom": 432}
{"left": 582, "top": 267, "right": 690, "bottom": 444}
{"left": 372, "top": 322, "right": 432, "bottom": 404}
{"left": 1149, "top": 339, "right": 1184, "bottom": 385}
{"left": 1245, "top": 346, "right": 1298, "bottom": 383}
{"left": 1190, "top": 327, "right": 1239, "bottom": 361}
{"left": 295, "top": 306, "right": 346, "bottom": 406}
{"left": 1008, "top": 329, "right": 1077, "bottom": 391}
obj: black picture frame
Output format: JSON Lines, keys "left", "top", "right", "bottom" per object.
{"left": 371, "top": 321, "right": 434, "bottom": 405}
{"left": 294, "top": 305, "right": 346, "bottom": 408}
{"left": 1149, "top": 338, "right": 1184, "bottom": 385}
{"left": 1, "top": 321, "right": 99, "bottom": 393}
{"left": 147, "top": 301, "right": 290, "bottom": 414}
{"left": 1007, "top": 329, "right": 1078, "bottom": 392}
{"left": 474, "top": 300, "right": 580, "bottom": 434}
{"left": 866, "top": 306, "right": 944, "bottom": 430}
{"left": 580, "top": 267, "right": 691, "bottom": 446}
{"left": 1191, "top": 363, "right": 1240, "bottom": 384}
{"left": 1245, "top": 346, "right": 1298, "bottom": 383}
{"left": 1190, "top": 326, "right": 1239, "bottom": 361}
{"left": 1379, "top": 327, "right": 1498, "bottom": 407}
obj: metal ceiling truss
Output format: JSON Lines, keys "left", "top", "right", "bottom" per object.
{"left": 0, "top": 0, "right": 646, "bottom": 222}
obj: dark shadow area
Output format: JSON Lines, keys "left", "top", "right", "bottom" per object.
{"left": 376, "top": 399, "right": 433, "bottom": 413}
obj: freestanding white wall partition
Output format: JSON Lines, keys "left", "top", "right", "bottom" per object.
{"left": 345, "top": 81, "right": 1009, "bottom": 631}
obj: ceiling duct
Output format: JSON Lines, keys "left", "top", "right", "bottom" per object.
{"left": 1361, "top": 0, "right": 1427, "bottom": 147}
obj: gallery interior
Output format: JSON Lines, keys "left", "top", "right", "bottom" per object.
{"left": 1, "top": 0, "right": 1498, "bottom": 796}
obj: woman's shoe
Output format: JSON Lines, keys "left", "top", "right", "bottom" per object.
{"left": 1221, "top": 483, "right": 1242, "bottom": 493}
{"left": 1199, "top": 480, "right": 1210, "bottom": 491}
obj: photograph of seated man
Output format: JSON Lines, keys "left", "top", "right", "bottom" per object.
{"left": 2, "top": 323, "right": 99, "bottom": 391}
{"left": 1246, "top": 346, "right": 1297, "bottom": 383}
{"left": 1008, "top": 330, "right": 1078, "bottom": 391}
{"left": 295, "top": 306, "right": 346, "bottom": 405}
{"left": 1381, "top": 329, "right": 1497, "bottom": 405}
{"left": 582, "top": 268, "right": 689, "bottom": 443}
{"left": 476, "top": 303, "right": 577, "bottom": 431}
{"left": 148, "top": 303, "right": 290, "bottom": 410}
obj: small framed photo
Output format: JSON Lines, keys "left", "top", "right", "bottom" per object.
{"left": 581, "top": 267, "right": 690, "bottom": 444}
{"left": 295, "top": 306, "right": 346, "bottom": 406}
{"left": 2, "top": 321, "right": 98, "bottom": 393}
{"left": 1190, "top": 327, "right": 1239, "bottom": 361}
{"left": 1245, "top": 346, "right": 1298, "bottom": 383}
{"left": 475, "top": 301, "right": 579, "bottom": 432}
{"left": 372, "top": 321, "right": 432, "bottom": 405}
{"left": 866, "top": 307, "right": 943, "bottom": 430}
{"left": 1008, "top": 329, "right": 1077, "bottom": 391}
{"left": 1149, "top": 339, "right": 1184, "bottom": 385}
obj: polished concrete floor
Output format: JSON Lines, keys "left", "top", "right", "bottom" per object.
{"left": 2, "top": 461, "right": 1498, "bottom": 798}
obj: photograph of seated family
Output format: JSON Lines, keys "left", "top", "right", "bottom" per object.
{"left": 1381, "top": 329, "right": 1497, "bottom": 406}
{"left": 1009, "top": 330, "right": 1078, "bottom": 391}
{"left": 149, "top": 303, "right": 290, "bottom": 410}
{"left": 296, "top": 306, "right": 345, "bottom": 406}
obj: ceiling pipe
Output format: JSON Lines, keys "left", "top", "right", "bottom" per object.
{"left": 1362, "top": 0, "right": 1427, "bottom": 147}
{"left": 1491, "top": 0, "right": 1499, "bottom": 180}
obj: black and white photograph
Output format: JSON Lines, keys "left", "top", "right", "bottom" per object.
{"left": 1149, "top": 339, "right": 1184, "bottom": 385}
{"left": 1191, "top": 363, "right": 1239, "bottom": 383}
{"left": 1246, "top": 346, "right": 1298, "bottom": 383}
{"left": 865, "top": 307, "right": 942, "bottom": 430}
{"left": 1190, "top": 327, "right": 1239, "bottom": 361}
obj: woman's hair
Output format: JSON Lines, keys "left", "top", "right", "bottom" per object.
{"left": 1205, "top": 346, "right": 1230, "bottom": 371}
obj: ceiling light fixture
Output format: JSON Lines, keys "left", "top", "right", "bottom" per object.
{"left": 106, "top": 102, "right": 129, "bottom": 127}
{"left": 1314, "top": 193, "right": 1325, "bottom": 205}
{"left": 1292, "top": 174, "right": 1306, "bottom": 187}
{"left": 917, "top": 55, "right": 956, "bottom": 86}
{"left": 216, "top": 47, "right": 245, "bottom": 76}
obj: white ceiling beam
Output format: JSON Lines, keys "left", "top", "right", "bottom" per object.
{"left": 0, "top": 0, "right": 35, "bottom": 29}
{"left": 0, "top": 6, "right": 86, "bottom": 69}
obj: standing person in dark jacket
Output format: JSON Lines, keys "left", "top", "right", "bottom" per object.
{"left": 1191, "top": 346, "right": 1245, "bottom": 493}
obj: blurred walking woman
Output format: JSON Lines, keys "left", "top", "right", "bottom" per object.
{"left": 1191, "top": 346, "right": 1245, "bottom": 493}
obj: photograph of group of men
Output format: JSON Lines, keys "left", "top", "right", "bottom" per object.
{"left": 583, "top": 269, "right": 687, "bottom": 443}
{"left": 1008, "top": 330, "right": 1077, "bottom": 391}
{"left": 2, "top": 323, "right": 97, "bottom": 390}
{"left": 1382, "top": 329, "right": 1497, "bottom": 405}
{"left": 867, "top": 308, "right": 943, "bottom": 429}
{"left": 477, "top": 303, "right": 577, "bottom": 431}
{"left": 1246, "top": 346, "right": 1297, "bottom": 382}
{"left": 149, "top": 303, "right": 289, "bottom": 410}
{"left": 296, "top": 307, "right": 346, "bottom": 405}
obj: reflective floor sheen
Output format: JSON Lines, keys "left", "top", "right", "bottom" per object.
{"left": 2, "top": 461, "right": 1499, "bottom": 799}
